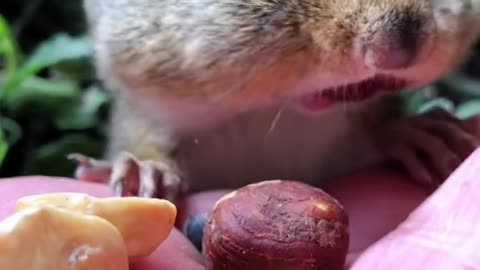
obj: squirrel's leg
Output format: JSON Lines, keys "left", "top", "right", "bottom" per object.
{"left": 356, "top": 94, "right": 479, "bottom": 187}
{"left": 69, "top": 98, "right": 186, "bottom": 203}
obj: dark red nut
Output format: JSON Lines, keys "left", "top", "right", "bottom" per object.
{"left": 202, "top": 180, "right": 350, "bottom": 270}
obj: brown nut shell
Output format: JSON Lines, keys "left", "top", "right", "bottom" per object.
{"left": 202, "top": 180, "right": 349, "bottom": 270}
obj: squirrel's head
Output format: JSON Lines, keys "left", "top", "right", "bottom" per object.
{"left": 85, "top": 0, "right": 480, "bottom": 106}
{"left": 303, "top": 0, "right": 480, "bottom": 87}
{"left": 274, "top": 0, "right": 480, "bottom": 109}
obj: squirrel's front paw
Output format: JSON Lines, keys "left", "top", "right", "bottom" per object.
{"left": 375, "top": 109, "right": 479, "bottom": 187}
{"left": 68, "top": 152, "right": 185, "bottom": 202}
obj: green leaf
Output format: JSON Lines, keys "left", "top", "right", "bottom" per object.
{"left": 3, "top": 75, "right": 82, "bottom": 114}
{"left": 0, "top": 115, "right": 22, "bottom": 168}
{"left": 440, "top": 74, "right": 480, "bottom": 98}
{"left": 403, "top": 91, "right": 429, "bottom": 116}
{"left": 401, "top": 86, "right": 439, "bottom": 116}
{"left": 1, "top": 33, "right": 91, "bottom": 98}
{"left": 0, "top": 116, "right": 22, "bottom": 146}
{"left": 0, "top": 15, "right": 20, "bottom": 77}
{"left": 455, "top": 99, "right": 480, "bottom": 119}
{"left": 417, "top": 97, "right": 455, "bottom": 114}
{"left": 0, "top": 130, "right": 8, "bottom": 167}
{"left": 54, "top": 85, "right": 110, "bottom": 130}
{"left": 51, "top": 57, "right": 95, "bottom": 81}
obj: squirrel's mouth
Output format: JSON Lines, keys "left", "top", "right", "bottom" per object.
{"left": 298, "top": 74, "right": 408, "bottom": 111}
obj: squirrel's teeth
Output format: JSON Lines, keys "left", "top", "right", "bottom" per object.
{"left": 305, "top": 74, "right": 407, "bottom": 105}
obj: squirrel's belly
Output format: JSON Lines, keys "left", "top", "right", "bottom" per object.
{"left": 174, "top": 103, "right": 371, "bottom": 192}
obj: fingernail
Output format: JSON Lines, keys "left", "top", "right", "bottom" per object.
{"left": 66, "top": 153, "right": 89, "bottom": 166}
{"left": 183, "top": 214, "right": 208, "bottom": 252}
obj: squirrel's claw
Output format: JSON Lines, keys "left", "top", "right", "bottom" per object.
{"left": 69, "top": 152, "right": 185, "bottom": 203}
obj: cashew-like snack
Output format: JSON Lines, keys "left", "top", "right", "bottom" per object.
{"left": 16, "top": 193, "right": 177, "bottom": 259}
{"left": 0, "top": 206, "right": 129, "bottom": 270}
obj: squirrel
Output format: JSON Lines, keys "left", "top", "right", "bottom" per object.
{"left": 71, "top": 0, "right": 480, "bottom": 203}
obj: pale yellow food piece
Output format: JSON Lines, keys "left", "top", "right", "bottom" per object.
{"left": 0, "top": 206, "right": 129, "bottom": 270}
{"left": 16, "top": 193, "right": 177, "bottom": 259}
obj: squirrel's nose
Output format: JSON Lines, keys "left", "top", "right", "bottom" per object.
{"left": 362, "top": 11, "right": 433, "bottom": 70}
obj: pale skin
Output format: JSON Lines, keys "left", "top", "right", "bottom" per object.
{"left": 71, "top": 0, "right": 480, "bottom": 204}
{"left": 0, "top": 168, "right": 449, "bottom": 269}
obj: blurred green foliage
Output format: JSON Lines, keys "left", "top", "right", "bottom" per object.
{"left": 0, "top": 1, "right": 109, "bottom": 177}
{"left": 0, "top": 1, "right": 479, "bottom": 178}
